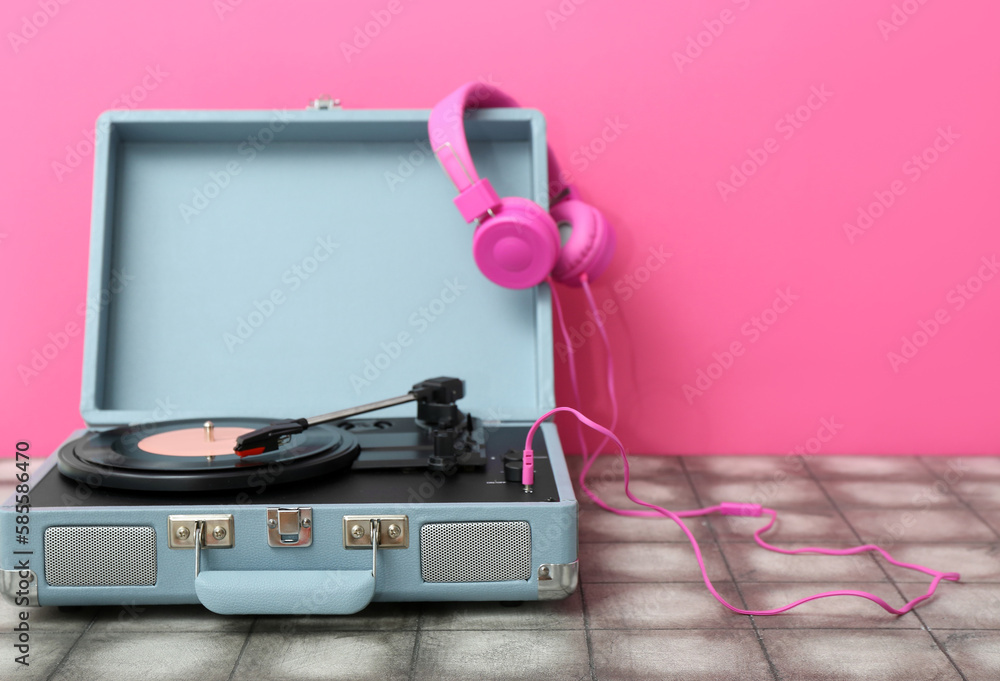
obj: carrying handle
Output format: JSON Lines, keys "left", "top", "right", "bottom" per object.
{"left": 194, "top": 569, "right": 375, "bottom": 615}
{"left": 192, "top": 520, "right": 380, "bottom": 615}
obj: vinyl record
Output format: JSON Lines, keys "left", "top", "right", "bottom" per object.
{"left": 57, "top": 418, "right": 360, "bottom": 492}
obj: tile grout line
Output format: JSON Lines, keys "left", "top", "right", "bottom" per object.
{"left": 226, "top": 617, "right": 257, "bottom": 681}
{"left": 909, "top": 455, "right": 998, "bottom": 680}
{"left": 578, "top": 582, "right": 598, "bottom": 681}
{"left": 405, "top": 608, "right": 423, "bottom": 681}
{"left": 574, "top": 455, "right": 621, "bottom": 681}
{"left": 914, "top": 456, "right": 1000, "bottom": 541}
{"left": 125, "top": 624, "right": 987, "bottom": 631}
{"left": 44, "top": 606, "right": 102, "bottom": 681}
{"left": 592, "top": 626, "right": 928, "bottom": 632}
{"left": 801, "top": 458, "right": 968, "bottom": 681}
{"left": 678, "top": 457, "right": 782, "bottom": 681}
{"left": 570, "top": 458, "right": 597, "bottom": 681}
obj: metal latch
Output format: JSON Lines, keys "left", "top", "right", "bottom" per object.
{"left": 168, "top": 515, "right": 235, "bottom": 549}
{"left": 267, "top": 508, "right": 313, "bottom": 547}
{"left": 168, "top": 515, "right": 235, "bottom": 579}
{"left": 343, "top": 515, "right": 408, "bottom": 549}
{"left": 308, "top": 95, "right": 341, "bottom": 110}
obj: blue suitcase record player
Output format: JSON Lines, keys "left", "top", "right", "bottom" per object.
{"left": 0, "top": 100, "right": 578, "bottom": 614}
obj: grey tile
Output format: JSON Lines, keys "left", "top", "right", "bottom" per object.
{"left": 50, "top": 631, "right": 246, "bottom": 681}
{"left": 951, "top": 479, "right": 1000, "bottom": 510}
{"left": 0, "top": 632, "right": 79, "bottom": 681}
{"left": 614, "top": 454, "right": 686, "bottom": 478}
{"left": 414, "top": 629, "right": 590, "bottom": 681}
{"left": 937, "top": 631, "right": 1000, "bottom": 681}
{"left": 761, "top": 629, "right": 961, "bottom": 680}
{"left": 822, "top": 479, "right": 965, "bottom": 510}
{"left": 0, "top": 459, "right": 22, "bottom": 482}
{"left": 564, "top": 453, "right": 585, "bottom": 475}
{"left": 709, "top": 508, "right": 859, "bottom": 543}
{"left": 567, "top": 452, "right": 684, "bottom": 479}
{"left": 922, "top": 456, "right": 1000, "bottom": 480}
{"left": 688, "top": 474, "right": 832, "bottom": 510}
{"left": 89, "top": 604, "right": 253, "bottom": 633}
{"left": 898, "top": 582, "right": 1000, "bottom": 630}
{"left": 719, "top": 542, "right": 886, "bottom": 583}
{"left": 881, "top": 544, "right": 1000, "bottom": 583}
{"left": 254, "top": 602, "right": 419, "bottom": 632}
{"left": 233, "top": 630, "right": 414, "bottom": 681}
{"left": 580, "top": 541, "right": 729, "bottom": 583}
{"left": 842, "top": 509, "right": 998, "bottom": 544}
{"left": 420, "top": 588, "right": 584, "bottom": 630}
{"left": 584, "top": 582, "right": 752, "bottom": 630}
{"left": 807, "top": 456, "right": 936, "bottom": 481}
{"left": 0, "top": 602, "right": 98, "bottom": 632}
{"left": 978, "top": 510, "right": 1000, "bottom": 535}
{"left": 590, "top": 628, "right": 773, "bottom": 681}
{"left": 578, "top": 503, "right": 713, "bottom": 543}
{"left": 744, "top": 581, "right": 922, "bottom": 629}
{"left": 577, "top": 476, "right": 701, "bottom": 513}
{"left": 683, "top": 455, "right": 806, "bottom": 479}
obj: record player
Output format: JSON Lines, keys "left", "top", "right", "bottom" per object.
{"left": 0, "top": 105, "right": 578, "bottom": 614}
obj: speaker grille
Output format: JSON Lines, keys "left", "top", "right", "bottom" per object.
{"left": 420, "top": 521, "right": 531, "bottom": 583}
{"left": 44, "top": 526, "right": 157, "bottom": 587}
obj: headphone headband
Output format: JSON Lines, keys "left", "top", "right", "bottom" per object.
{"left": 429, "top": 82, "right": 615, "bottom": 290}
{"left": 428, "top": 82, "right": 572, "bottom": 221}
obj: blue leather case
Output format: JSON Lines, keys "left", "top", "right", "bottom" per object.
{"left": 0, "top": 106, "right": 578, "bottom": 614}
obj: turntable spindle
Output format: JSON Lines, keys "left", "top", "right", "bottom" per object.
{"left": 204, "top": 421, "right": 216, "bottom": 461}
{"left": 136, "top": 422, "right": 253, "bottom": 458}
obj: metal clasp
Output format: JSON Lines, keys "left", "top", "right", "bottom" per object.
{"left": 342, "top": 515, "right": 408, "bottom": 549}
{"left": 168, "top": 514, "right": 234, "bottom": 549}
{"left": 308, "top": 95, "right": 341, "bottom": 110}
{"left": 267, "top": 508, "right": 313, "bottom": 547}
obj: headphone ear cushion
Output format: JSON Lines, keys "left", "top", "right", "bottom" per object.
{"left": 472, "top": 197, "right": 560, "bottom": 289}
{"left": 550, "top": 200, "right": 616, "bottom": 285}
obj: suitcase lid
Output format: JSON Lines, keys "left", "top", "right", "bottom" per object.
{"left": 81, "top": 107, "right": 555, "bottom": 426}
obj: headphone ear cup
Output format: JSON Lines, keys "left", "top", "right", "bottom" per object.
{"left": 550, "top": 200, "right": 616, "bottom": 285}
{"left": 472, "top": 197, "right": 560, "bottom": 289}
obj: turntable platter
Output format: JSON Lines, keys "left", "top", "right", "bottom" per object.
{"left": 57, "top": 418, "right": 361, "bottom": 492}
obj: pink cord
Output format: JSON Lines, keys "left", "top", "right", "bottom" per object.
{"left": 579, "top": 274, "right": 619, "bottom": 461}
{"left": 547, "top": 278, "right": 587, "bottom": 456}
{"left": 548, "top": 275, "right": 621, "bottom": 462}
{"left": 524, "top": 406, "right": 961, "bottom": 617}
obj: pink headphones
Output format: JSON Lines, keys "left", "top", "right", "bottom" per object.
{"left": 429, "top": 83, "right": 616, "bottom": 289}
{"left": 430, "top": 84, "right": 960, "bottom": 619}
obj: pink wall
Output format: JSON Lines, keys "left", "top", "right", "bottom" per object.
{"left": 2, "top": 0, "right": 998, "bottom": 457}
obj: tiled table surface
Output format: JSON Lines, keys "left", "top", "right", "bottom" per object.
{"left": 2, "top": 454, "right": 999, "bottom": 680}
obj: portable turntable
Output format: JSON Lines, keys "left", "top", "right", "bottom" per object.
{"left": 0, "top": 106, "right": 578, "bottom": 614}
